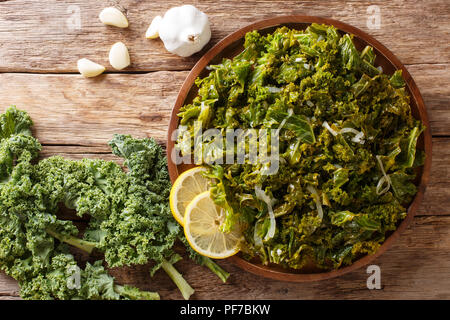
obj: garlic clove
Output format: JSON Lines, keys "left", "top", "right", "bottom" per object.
{"left": 109, "top": 42, "right": 131, "bottom": 70}
{"left": 145, "top": 15, "right": 162, "bottom": 39}
{"left": 77, "top": 58, "right": 105, "bottom": 78}
{"left": 99, "top": 7, "right": 129, "bottom": 28}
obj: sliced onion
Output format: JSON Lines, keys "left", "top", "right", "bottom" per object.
{"left": 322, "top": 121, "right": 338, "bottom": 136}
{"left": 376, "top": 176, "right": 390, "bottom": 195}
{"left": 255, "top": 185, "right": 276, "bottom": 240}
{"left": 375, "top": 155, "right": 391, "bottom": 195}
{"left": 322, "top": 123, "right": 366, "bottom": 144}
{"left": 306, "top": 185, "right": 323, "bottom": 219}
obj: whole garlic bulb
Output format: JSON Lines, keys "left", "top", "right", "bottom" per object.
{"left": 157, "top": 5, "right": 211, "bottom": 57}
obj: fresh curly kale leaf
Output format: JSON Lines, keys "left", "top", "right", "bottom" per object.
{"left": 0, "top": 107, "right": 41, "bottom": 182}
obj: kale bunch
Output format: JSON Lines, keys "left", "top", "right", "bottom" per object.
{"left": 0, "top": 107, "right": 228, "bottom": 300}
{"left": 176, "top": 24, "right": 425, "bottom": 270}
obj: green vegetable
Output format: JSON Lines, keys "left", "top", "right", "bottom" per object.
{"left": 0, "top": 106, "right": 228, "bottom": 300}
{"left": 176, "top": 24, "right": 425, "bottom": 270}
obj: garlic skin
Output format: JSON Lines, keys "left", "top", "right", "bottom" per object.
{"left": 99, "top": 7, "right": 129, "bottom": 28}
{"left": 158, "top": 5, "right": 211, "bottom": 57}
{"left": 109, "top": 42, "right": 130, "bottom": 70}
{"left": 77, "top": 58, "right": 105, "bottom": 78}
{"left": 146, "top": 15, "right": 162, "bottom": 39}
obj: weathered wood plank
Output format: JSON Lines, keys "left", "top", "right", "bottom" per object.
{"left": 0, "top": 65, "right": 448, "bottom": 145}
{"left": 0, "top": 296, "right": 21, "bottom": 300}
{"left": 415, "top": 138, "right": 450, "bottom": 216}
{"left": 0, "top": 276, "right": 19, "bottom": 297}
{"left": 37, "top": 135, "right": 450, "bottom": 216}
{"left": 0, "top": 0, "right": 449, "bottom": 73}
{"left": 2, "top": 215, "right": 449, "bottom": 299}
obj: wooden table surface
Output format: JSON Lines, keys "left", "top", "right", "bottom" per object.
{"left": 0, "top": 0, "right": 449, "bottom": 300}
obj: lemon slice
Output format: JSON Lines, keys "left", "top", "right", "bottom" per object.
{"left": 170, "top": 166, "right": 210, "bottom": 226}
{"left": 184, "top": 191, "right": 241, "bottom": 259}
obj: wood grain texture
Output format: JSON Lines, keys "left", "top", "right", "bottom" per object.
{"left": 406, "top": 64, "right": 450, "bottom": 136}
{"left": 19, "top": 141, "right": 450, "bottom": 217}
{"left": 2, "top": 215, "right": 450, "bottom": 299}
{"left": 0, "top": 72, "right": 189, "bottom": 145}
{"left": 415, "top": 138, "right": 450, "bottom": 216}
{"left": 0, "top": 0, "right": 449, "bottom": 73}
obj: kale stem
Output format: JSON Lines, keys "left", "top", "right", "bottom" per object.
{"left": 113, "top": 284, "right": 160, "bottom": 300}
{"left": 201, "top": 256, "right": 230, "bottom": 283}
{"left": 161, "top": 258, "right": 194, "bottom": 300}
{"left": 45, "top": 228, "right": 97, "bottom": 254}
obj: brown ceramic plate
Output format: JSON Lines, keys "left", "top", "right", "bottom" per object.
{"left": 166, "top": 16, "right": 432, "bottom": 282}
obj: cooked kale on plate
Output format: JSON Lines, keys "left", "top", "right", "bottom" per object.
{"left": 176, "top": 24, "right": 425, "bottom": 270}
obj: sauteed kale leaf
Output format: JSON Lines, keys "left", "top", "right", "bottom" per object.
{"left": 176, "top": 24, "right": 425, "bottom": 270}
